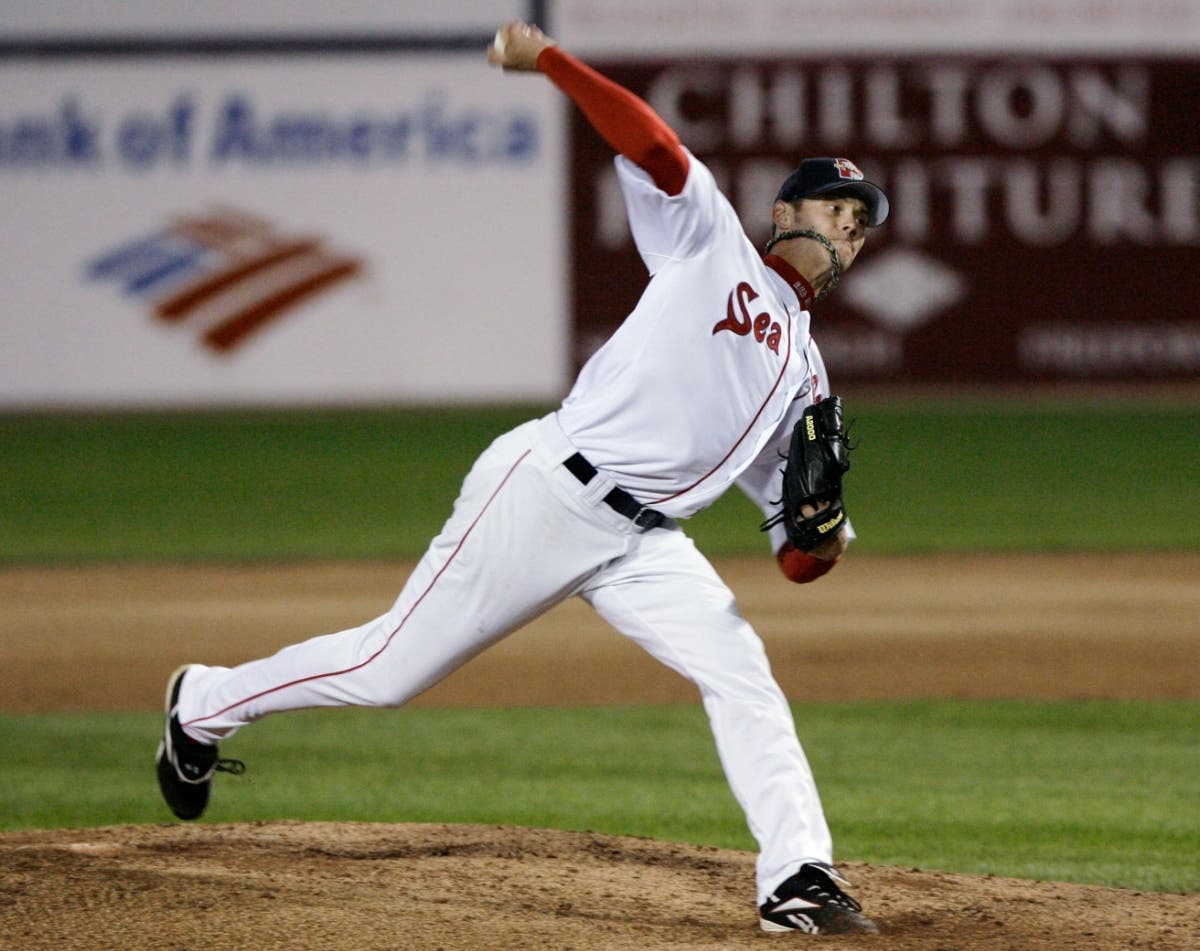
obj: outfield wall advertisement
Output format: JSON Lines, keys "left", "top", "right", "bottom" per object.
{"left": 0, "top": 54, "right": 565, "bottom": 408}
{"left": 3, "top": 2, "right": 1198, "bottom": 409}
{"left": 567, "top": 56, "right": 1200, "bottom": 383}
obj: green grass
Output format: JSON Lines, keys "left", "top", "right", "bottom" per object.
{"left": 1, "top": 402, "right": 1197, "bottom": 562}
{"left": 0, "top": 407, "right": 538, "bottom": 563}
{"left": 1, "top": 700, "right": 1195, "bottom": 893}
{"left": 833, "top": 404, "right": 1200, "bottom": 551}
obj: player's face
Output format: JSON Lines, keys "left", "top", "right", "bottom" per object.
{"left": 793, "top": 196, "right": 869, "bottom": 269}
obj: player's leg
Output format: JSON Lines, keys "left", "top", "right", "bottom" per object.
{"left": 581, "top": 527, "right": 832, "bottom": 905}
{"left": 174, "top": 419, "right": 628, "bottom": 742}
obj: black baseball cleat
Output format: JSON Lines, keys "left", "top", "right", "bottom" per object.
{"left": 759, "top": 861, "right": 879, "bottom": 934}
{"left": 155, "top": 665, "right": 244, "bottom": 820}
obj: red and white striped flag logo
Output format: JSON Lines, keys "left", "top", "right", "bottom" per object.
{"left": 87, "top": 207, "right": 363, "bottom": 353}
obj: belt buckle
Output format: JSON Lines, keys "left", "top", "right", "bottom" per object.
{"left": 632, "top": 506, "right": 663, "bottom": 532}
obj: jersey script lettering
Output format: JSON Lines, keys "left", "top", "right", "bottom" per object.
{"left": 712, "top": 281, "right": 782, "bottom": 353}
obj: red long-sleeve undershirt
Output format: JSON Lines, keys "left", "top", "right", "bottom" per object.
{"left": 537, "top": 46, "right": 689, "bottom": 196}
{"left": 777, "top": 543, "right": 839, "bottom": 583}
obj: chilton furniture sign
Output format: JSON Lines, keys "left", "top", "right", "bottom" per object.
{"left": 568, "top": 58, "right": 1200, "bottom": 383}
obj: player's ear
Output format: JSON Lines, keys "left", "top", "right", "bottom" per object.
{"left": 772, "top": 200, "right": 796, "bottom": 231}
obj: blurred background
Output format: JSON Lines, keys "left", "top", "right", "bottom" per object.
{"left": 1, "top": 0, "right": 1197, "bottom": 562}
{"left": 2, "top": 0, "right": 1197, "bottom": 411}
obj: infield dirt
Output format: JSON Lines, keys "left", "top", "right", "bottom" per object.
{"left": 2, "top": 553, "right": 1198, "bottom": 950}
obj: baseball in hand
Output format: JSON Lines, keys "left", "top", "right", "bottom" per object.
{"left": 492, "top": 28, "right": 506, "bottom": 58}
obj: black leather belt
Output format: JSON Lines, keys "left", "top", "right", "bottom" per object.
{"left": 563, "top": 452, "right": 667, "bottom": 531}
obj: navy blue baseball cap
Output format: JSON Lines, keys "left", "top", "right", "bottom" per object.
{"left": 776, "top": 157, "right": 890, "bottom": 227}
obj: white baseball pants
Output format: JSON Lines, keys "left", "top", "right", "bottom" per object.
{"left": 177, "top": 412, "right": 833, "bottom": 900}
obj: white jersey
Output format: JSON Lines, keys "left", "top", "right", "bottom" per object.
{"left": 557, "top": 150, "right": 831, "bottom": 529}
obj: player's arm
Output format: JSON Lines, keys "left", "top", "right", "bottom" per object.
{"left": 487, "top": 20, "right": 689, "bottom": 195}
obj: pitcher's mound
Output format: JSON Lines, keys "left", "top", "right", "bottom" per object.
{"left": 1, "top": 821, "right": 1195, "bottom": 950}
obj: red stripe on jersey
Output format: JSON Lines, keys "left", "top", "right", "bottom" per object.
{"left": 647, "top": 310, "right": 793, "bottom": 506}
{"left": 182, "top": 450, "right": 534, "bottom": 730}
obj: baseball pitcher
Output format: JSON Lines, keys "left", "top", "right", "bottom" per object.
{"left": 156, "top": 20, "right": 890, "bottom": 935}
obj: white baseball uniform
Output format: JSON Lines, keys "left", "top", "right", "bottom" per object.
{"left": 176, "top": 87, "right": 845, "bottom": 905}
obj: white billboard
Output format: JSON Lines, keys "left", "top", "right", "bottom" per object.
{"left": 0, "top": 55, "right": 566, "bottom": 408}
{"left": 1, "top": 1, "right": 530, "bottom": 37}
{"left": 556, "top": 0, "right": 1200, "bottom": 55}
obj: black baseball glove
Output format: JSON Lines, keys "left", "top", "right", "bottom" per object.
{"left": 761, "top": 396, "right": 853, "bottom": 552}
